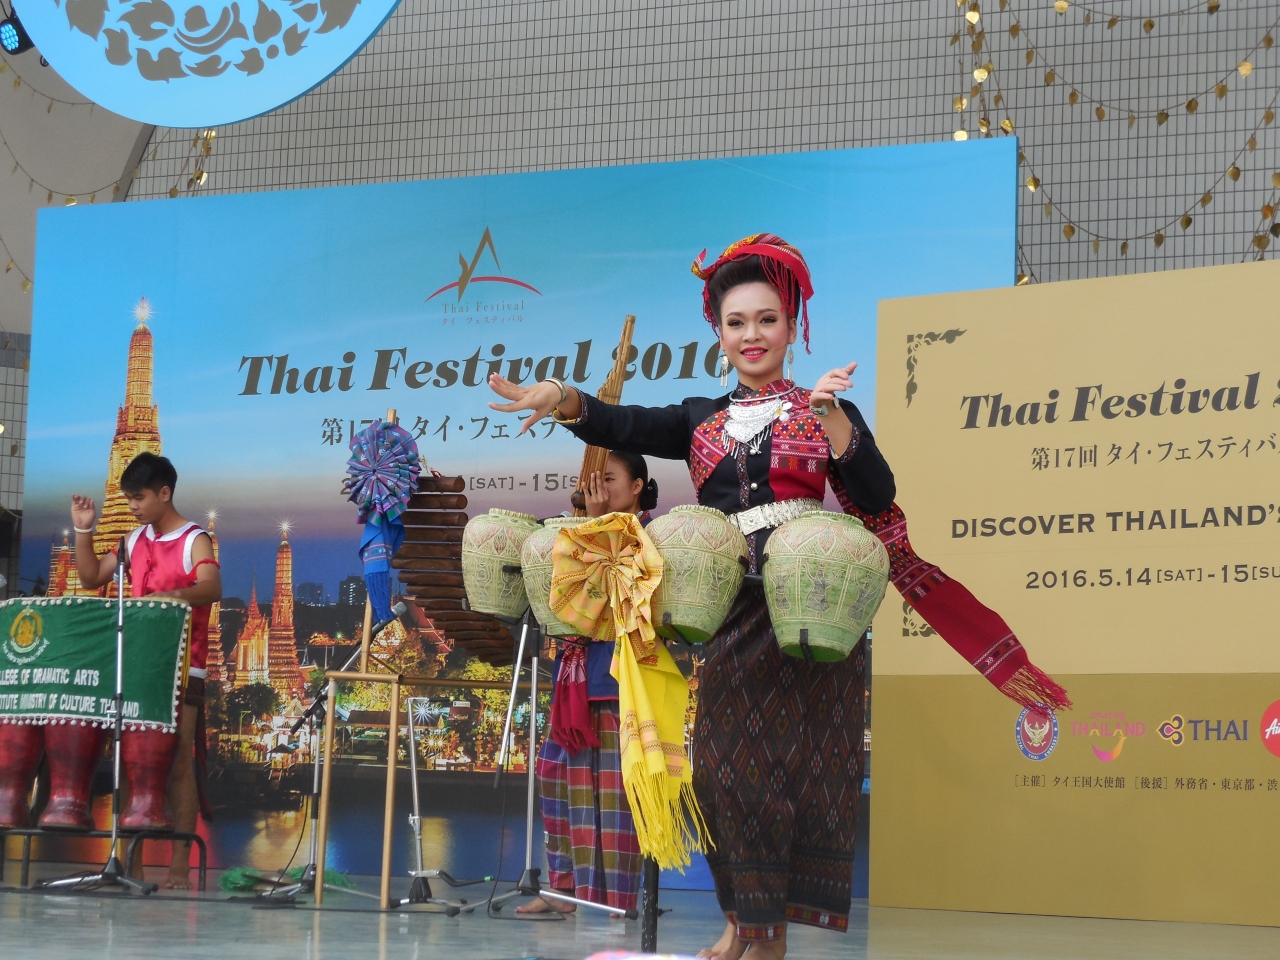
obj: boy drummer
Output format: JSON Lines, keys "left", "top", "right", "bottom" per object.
{"left": 71, "top": 452, "right": 222, "bottom": 889}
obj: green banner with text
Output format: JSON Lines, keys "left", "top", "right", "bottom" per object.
{"left": 0, "top": 597, "right": 188, "bottom": 730}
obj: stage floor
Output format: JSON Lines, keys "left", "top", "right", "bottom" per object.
{"left": 4, "top": 865, "right": 1280, "bottom": 960}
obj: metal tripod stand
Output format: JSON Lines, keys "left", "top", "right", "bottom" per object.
{"left": 37, "top": 547, "right": 157, "bottom": 895}
{"left": 398, "top": 697, "right": 490, "bottom": 914}
{"left": 486, "top": 609, "right": 636, "bottom": 919}
{"left": 255, "top": 642, "right": 387, "bottom": 904}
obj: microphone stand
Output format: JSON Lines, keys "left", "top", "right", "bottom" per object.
{"left": 252, "top": 643, "right": 363, "bottom": 903}
{"left": 256, "top": 604, "right": 407, "bottom": 903}
{"left": 39, "top": 542, "right": 157, "bottom": 894}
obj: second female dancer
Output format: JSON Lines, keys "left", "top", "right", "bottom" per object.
{"left": 519, "top": 452, "right": 658, "bottom": 916}
{"left": 489, "top": 234, "right": 887, "bottom": 959}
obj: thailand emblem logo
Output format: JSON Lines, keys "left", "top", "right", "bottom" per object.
{"left": 1014, "top": 706, "right": 1058, "bottom": 761}
{"left": 17, "top": 0, "right": 404, "bottom": 126}
{"left": 5, "top": 608, "right": 48, "bottom": 665}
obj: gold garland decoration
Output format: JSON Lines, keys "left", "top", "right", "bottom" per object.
{"left": 0, "top": 126, "right": 219, "bottom": 294}
{"left": 0, "top": 121, "right": 129, "bottom": 203}
{"left": 0, "top": 53, "right": 96, "bottom": 111}
{"left": 952, "top": 0, "right": 1280, "bottom": 277}
{"left": 0, "top": 228, "right": 31, "bottom": 290}
{"left": 135, "top": 126, "right": 221, "bottom": 200}
{"left": 989, "top": 3, "right": 1280, "bottom": 120}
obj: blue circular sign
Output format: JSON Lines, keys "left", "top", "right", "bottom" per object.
{"left": 19, "top": 0, "right": 402, "bottom": 127}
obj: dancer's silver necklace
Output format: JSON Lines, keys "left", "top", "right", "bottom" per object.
{"left": 724, "top": 393, "right": 794, "bottom": 455}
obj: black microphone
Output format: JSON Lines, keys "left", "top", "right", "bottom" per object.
{"left": 370, "top": 600, "right": 409, "bottom": 638}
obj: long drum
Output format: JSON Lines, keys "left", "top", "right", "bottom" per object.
{"left": 0, "top": 596, "right": 190, "bottom": 830}
{"left": 520, "top": 517, "right": 582, "bottom": 636}
{"left": 762, "top": 510, "right": 890, "bottom": 662}
{"left": 648, "top": 505, "right": 747, "bottom": 643}
{"left": 461, "top": 509, "right": 540, "bottom": 618}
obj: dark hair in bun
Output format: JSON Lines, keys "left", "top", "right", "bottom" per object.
{"left": 608, "top": 451, "right": 659, "bottom": 512}
{"left": 705, "top": 253, "right": 801, "bottom": 325}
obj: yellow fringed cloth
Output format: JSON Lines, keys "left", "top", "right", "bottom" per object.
{"left": 548, "top": 511, "right": 711, "bottom": 870}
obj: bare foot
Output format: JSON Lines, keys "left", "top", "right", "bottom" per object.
{"left": 165, "top": 837, "right": 194, "bottom": 889}
{"left": 515, "top": 894, "right": 575, "bottom": 914}
{"left": 742, "top": 935, "right": 787, "bottom": 960}
{"left": 163, "top": 871, "right": 192, "bottom": 890}
{"left": 697, "top": 920, "right": 746, "bottom": 960}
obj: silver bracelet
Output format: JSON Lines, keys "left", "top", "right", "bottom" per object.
{"left": 543, "top": 377, "right": 569, "bottom": 408}
{"left": 73, "top": 525, "right": 95, "bottom": 535}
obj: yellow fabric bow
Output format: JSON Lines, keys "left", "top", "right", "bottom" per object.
{"left": 549, "top": 512, "right": 710, "bottom": 870}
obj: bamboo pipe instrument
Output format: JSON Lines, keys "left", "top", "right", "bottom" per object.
{"left": 572, "top": 315, "right": 635, "bottom": 516}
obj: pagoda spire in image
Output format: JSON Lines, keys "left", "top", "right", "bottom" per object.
{"left": 95, "top": 298, "right": 162, "bottom": 562}
{"left": 234, "top": 577, "right": 271, "bottom": 688}
{"left": 45, "top": 531, "right": 88, "bottom": 598}
{"left": 267, "top": 523, "right": 305, "bottom": 700}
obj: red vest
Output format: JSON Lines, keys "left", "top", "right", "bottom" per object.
{"left": 125, "top": 522, "right": 213, "bottom": 676}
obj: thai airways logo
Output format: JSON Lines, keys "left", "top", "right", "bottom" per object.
{"left": 1158, "top": 715, "right": 1185, "bottom": 745}
{"left": 1157, "top": 713, "right": 1248, "bottom": 744}
{"left": 4, "top": 609, "right": 48, "bottom": 665}
{"left": 18, "top": 0, "right": 404, "bottom": 126}
{"left": 1261, "top": 701, "right": 1280, "bottom": 758}
{"left": 426, "top": 228, "right": 542, "bottom": 302}
{"left": 1015, "top": 706, "right": 1058, "bottom": 761}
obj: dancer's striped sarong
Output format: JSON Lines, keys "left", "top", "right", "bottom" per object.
{"left": 536, "top": 701, "right": 642, "bottom": 911}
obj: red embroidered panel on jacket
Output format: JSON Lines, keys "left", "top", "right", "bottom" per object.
{"left": 769, "top": 402, "right": 830, "bottom": 501}
{"left": 689, "top": 407, "right": 731, "bottom": 494}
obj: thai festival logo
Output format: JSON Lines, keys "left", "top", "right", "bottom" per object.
{"left": 18, "top": 0, "right": 404, "bottom": 126}
{"left": 426, "top": 228, "right": 543, "bottom": 302}
{"left": 1014, "top": 706, "right": 1058, "bottom": 761}
{"left": 4, "top": 608, "right": 48, "bottom": 665}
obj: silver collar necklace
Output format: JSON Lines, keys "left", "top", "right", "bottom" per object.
{"left": 724, "top": 389, "right": 795, "bottom": 455}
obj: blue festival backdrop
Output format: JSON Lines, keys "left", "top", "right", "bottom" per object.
{"left": 22, "top": 141, "right": 1016, "bottom": 885}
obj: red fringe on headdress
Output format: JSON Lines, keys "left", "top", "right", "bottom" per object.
{"left": 692, "top": 233, "right": 814, "bottom": 352}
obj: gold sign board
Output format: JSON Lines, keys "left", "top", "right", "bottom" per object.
{"left": 870, "top": 260, "right": 1280, "bottom": 925}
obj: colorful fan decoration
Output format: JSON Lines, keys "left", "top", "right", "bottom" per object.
{"left": 345, "top": 420, "right": 421, "bottom": 622}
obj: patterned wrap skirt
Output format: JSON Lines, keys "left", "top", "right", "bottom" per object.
{"left": 692, "top": 584, "right": 866, "bottom": 943}
{"left": 536, "top": 700, "right": 643, "bottom": 911}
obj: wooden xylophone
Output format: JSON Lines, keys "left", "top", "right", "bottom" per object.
{"left": 392, "top": 475, "right": 516, "bottom": 666}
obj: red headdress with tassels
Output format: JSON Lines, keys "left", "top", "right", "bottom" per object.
{"left": 691, "top": 233, "right": 815, "bottom": 353}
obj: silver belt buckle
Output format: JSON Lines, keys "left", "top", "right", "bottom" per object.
{"left": 731, "top": 498, "right": 820, "bottom": 536}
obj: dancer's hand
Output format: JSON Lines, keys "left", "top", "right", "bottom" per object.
{"left": 487, "top": 375, "right": 581, "bottom": 434}
{"left": 809, "top": 362, "right": 857, "bottom": 417}
{"left": 584, "top": 472, "right": 609, "bottom": 518}
{"left": 70, "top": 494, "right": 98, "bottom": 532}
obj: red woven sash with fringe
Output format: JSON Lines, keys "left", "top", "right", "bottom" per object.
{"left": 835, "top": 493, "right": 1071, "bottom": 714}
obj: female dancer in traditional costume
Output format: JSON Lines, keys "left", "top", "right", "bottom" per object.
{"left": 519, "top": 452, "right": 658, "bottom": 915}
{"left": 489, "top": 234, "right": 1068, "bottom": 959}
